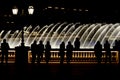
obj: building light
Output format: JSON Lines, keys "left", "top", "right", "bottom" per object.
{"left": 48, "top": 6, "right": 52, "bottom": 9}
{"left": 6, "top": 21, "right": 9, "bottom": 23}
{"left": 54, "top": 7, "right": 59, "bottom": 9}
{"left": 61, "top": 7, "right": 65, "bottom": 10}
{"left": 79, "top": 9, "right": 82, "bottom": 11}
{"left": 73, "top": 9, "right": 77, "bottom": 11}
{"left": 85, "top": 9, "right": 88, "bottom": 12}
{"left": 11, "top": 22, "right": 14, "bottom": 24}
{"left": 45, "top": 8, "right": 47, "bottom": 10}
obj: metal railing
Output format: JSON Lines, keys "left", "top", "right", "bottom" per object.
{"left": 0, "top": 49, "right": 119, "bottom": 64}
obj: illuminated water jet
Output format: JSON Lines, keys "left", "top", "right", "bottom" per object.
{"left": 1, "top": 22, "right": 120, "bottom": 49}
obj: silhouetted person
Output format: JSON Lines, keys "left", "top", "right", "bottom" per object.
{"left": 113, "top": 40, "right": 119, "bottom": 50}
{"left": 66, "top": 41, "right": 73, "bottom": 64}
{"left": 59, "top": 42, "right": 65, "bottom": 64}
{"left": 116, "top": 40, "right": 120, "bottom": 64}
{"left": 104, "top": 40, "right": 111, "bottom": 63}
{"left": 45, "top": 41, "right": 51, "bottom": 64}
{"left": 1, "top": 39, "right": 10, "bottom": 63}
{"left": 94, "top": 41, "right": 102, "bottom": 64}
{"left": 31, "top": 41, "right": 37, "bottom": 64}
{"left": 37, "top": 40, "right": 44, "bottom": 64}
{"left": 74, "top": 38, "right": 80, "bottom": 50}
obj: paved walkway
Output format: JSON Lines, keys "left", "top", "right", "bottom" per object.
{"left": 0, "top": 63, "right": 119, "bottom": 80}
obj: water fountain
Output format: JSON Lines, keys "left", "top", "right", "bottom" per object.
{"left": 0, "top": 22, "right": 120, "bottom": 49}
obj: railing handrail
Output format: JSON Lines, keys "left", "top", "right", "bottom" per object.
{"left": 0, "top": 49, "right": 119, "bottom": 63}
{"left": 0, "top": 48, "right": 118, "bottom": 51}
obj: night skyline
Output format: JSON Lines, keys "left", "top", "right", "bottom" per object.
{"left": 0, "top": 0, "right": 120, "bottom": 26}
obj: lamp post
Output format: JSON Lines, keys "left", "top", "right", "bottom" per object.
{"left": 12, "top": 6, "right": 34, "bottom": 47}
{"left": 12, "top": 6, "right": 34, "bottom": 64}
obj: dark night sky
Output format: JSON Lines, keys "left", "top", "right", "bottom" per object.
{"left": 0, "top": 0, "right": 120, "bottom": 30}
{"left": 0, "top": 0, "right": 119, "bottom": 14}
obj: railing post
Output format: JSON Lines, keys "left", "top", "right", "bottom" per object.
{"left": 118, "top": 51, "right": 120, "bottom": 64}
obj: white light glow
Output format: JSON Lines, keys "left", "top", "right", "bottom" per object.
{"left": 79, "top": 9, "right": 82, "bottom": 11}
{"left": 28, "top": 6, "right": 34, "bottom": 15}
{"left": 85, "top": 9, "right": 88, "bottom": 11}
{"left": 55, "top": 7, "right": 59, "bottom": 9}
{"left": 45, "top": 8, "right": 47, "bottom": 10}
{"left": 61, "top": 7, "right": 65, "bottom": 10}
{"left": 48, "top": 6, "right": 52, "bottom": 8}
{"left": 12, "top": 8, "right": 18, "bottom": 15}
{"left": 73, "top": 9, "right": 77, "bottom": 11}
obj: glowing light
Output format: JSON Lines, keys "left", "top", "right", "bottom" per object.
{"left": 73, "top": 9, "right": 77, "bottom": 11}
{"left": 4, "top": 14, "right": 7, "bottom": 17}
{"left": 45, "top": 8, "right": 47, "bottom": 10}
{"left": 54, "top": 7, "right": 59, "bottom": 9}
{"left": 85, "top": 9, "right": 88, "bottom": 11}
{"left": 6, "top": 22, "right": 9, "bottom": 23}
{"left": 79, "top": 9, "right": 82, "bottom": 11}
{"left": 48, "top": 6, "right": 52, "bottom": 9}
{"left": 61, "top": 7, "right": 65, "bottom": 10}
{"left": 11, "top": 22, "right": 14, "bottom": 23}
{"left": 28, "top": 6, "right": 34, "bottom": 15}
{"left": 12, "top": 6, "right": 18, "bottom": 15}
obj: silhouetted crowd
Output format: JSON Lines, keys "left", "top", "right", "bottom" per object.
{"left": 31, "top": 40, "right": 78, "bottom": 64}
{"left": 94, "top": 40, "right": 111, "bottom": 64}
{"left": 30, "top": 38, "right": 81, "bottom": 64}
{"left": 1, "top": 38, "right": 120, "bottom": 64}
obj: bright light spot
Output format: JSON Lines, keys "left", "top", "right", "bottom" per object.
{"left": 45, "top": 8, "right": 47, "bottom": 10}
{"left": 79, "top": 9, "right": 82, "bottom": 11}
{"left": 61, "top": 7, "right": 65, "bottom": 10}
{"left": 9, "top": 15, "right": 12, "bottom": 17}
{"left": 85, "top": 9, "right": 88, "bottom": 11}
{"left": 28, "top": 6, "right": 34, "bottom": 15}
{"left": 24, "top": 27, "right": 27, "bottom": 30}
{"left": 6, "top": 22, "right": 9, "bottom": 23}
{"left": 16, "top": 30, "right": 19, "bottom": 33}
{"left": 11, "top": 22, "right": 14, "bottom": 23}
{"left": 48, "top": 6, "right": 52, "bottom": 9}
{"left": 12, "top": 8, "right": 18, "bottom": 15}
{"left": 25, "top": 31, "right": 29, "bottom": 34}
{"left": 4, "top": 14, "right": 7, "bottom": 17}
{"left": 54, "top": 7, "right": 59, "bottom": 9}
{"left": 73, "top": 9, "right": 77, "bottom": 11}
